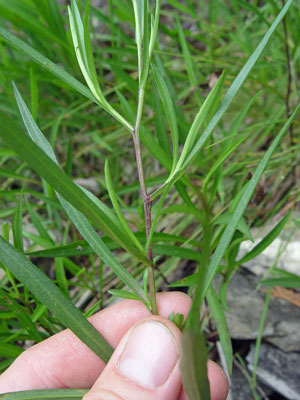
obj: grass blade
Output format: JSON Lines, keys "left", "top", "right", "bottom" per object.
{"left": 0, "top": 26, "right": 93, "bottom": 100}
{"left": 68, "top": 0, "right": 104, "bottom": 104}
{"left": 0, "top": 237, "right": 113, "bottom": 362}
{"left": 60, "top": 195, "right": 145, "bottom": 299}
{"left": 203, "top": 135, "right": 246, "bottom": 194}
{"left": 107, "top": 289, "right": 144, "bottom": 302}
{"left": 175, "top": 71, "right": 226, "bottom": 173}
{"left": 0, "top": 389, "right": 88, "bottom": 399}
{"left": 0, "top": 343, "right": 24, "bottom": 358}
{"left": 12, "top": 190, "right": 23, "bottom": 252}
{"left": 260, "top": 277, "right": 300, "bottom": 288}
{"left": 176, "top": 16, "right": 202, "bottom": 106}
{"left": 0, "top": 109, "right": 149, "bottom": 266}
{"left": 0, "top": 25, "right": 131, "bottom": 131}
{"left": 182, "top": 0, "right": 295, "bottom": 170}
{"left": 11, "top": 86, "right": 147, "bottom": 296}
{"left": 206, "top": 287, "right": 232, "bottom": 373}
{"left": 201, "top": 104, "right": 300, "bottom": 299}
{"left": 0, "top": 288, "right": 42, "bottom": 343}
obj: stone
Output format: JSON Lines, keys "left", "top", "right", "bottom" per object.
{"left": 224, "top": 270, "right": 275, "bottom": 340}
{"left": 247, "top": 343, "right": 300, "bottom": 400}
{"left": 224, "top": 269, "right": 300, "bottom": 352}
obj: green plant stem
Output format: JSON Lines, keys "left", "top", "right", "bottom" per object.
{"left": 133, "top": 86, "right": 157, "bottom": 315}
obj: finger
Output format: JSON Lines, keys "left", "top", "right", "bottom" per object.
{"left": 83, "top": 316, "right": 182, "bottom": 400}
{"left": 0, "top": 292, "right": 191, "bottom": 393}
{"left": 178, "top": 361, "right": 229, "bottom": 400}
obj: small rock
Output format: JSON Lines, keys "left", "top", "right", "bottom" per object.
{"left": 247, "top": 343, "right": 300, "bottom": 400}
{"left": 224, "top": 269, "right": 300, "bottom": 352}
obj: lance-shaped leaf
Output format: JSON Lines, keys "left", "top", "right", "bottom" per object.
{"left": 0, "top": 388, "right": 88, "bottom": 399}
{"left": 12, "top": 85, "right": 147, "bottom": 298}
{"left": 0, "top": 237, "right": 113, "bottom": 362}
{"left": 0, "top": 109, "right": 149, "bottom": 267}
{"left": 201, "top": 105, "right": 300, "bottom": 300}
{"left": 180, "top": 328, "right": 211, "bottom": 400}
{"left": 150, "top": 0, "right": 295, "bottom": 200}
{"left": 68, "top": 0, "right": 105, "bottom": 104}
{"left": 0, "top": 24, "right": 131, "bottom": 131}
{"left": 206, "top": 287, "right": 232, "bottom": 373}
{"left": 182, "top": 0, "right": 294, "bottom": 171}
{"left": 68, "top": 0, "right": 132, "bottom": 130}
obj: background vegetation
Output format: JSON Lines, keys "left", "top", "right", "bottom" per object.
{"left": 0, "top": 0, "right": 299, "bottom": 398}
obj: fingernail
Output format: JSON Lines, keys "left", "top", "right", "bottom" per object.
{"left": 118, "top": 321, "right": 179, "bottom": 388}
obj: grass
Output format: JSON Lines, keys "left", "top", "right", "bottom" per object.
{"left": 0, "top": 0, "right": 299, "bottom": 398}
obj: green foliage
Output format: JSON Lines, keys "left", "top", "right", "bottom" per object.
{"left": 0, "top": 0, "right": 299, "bottom": 398}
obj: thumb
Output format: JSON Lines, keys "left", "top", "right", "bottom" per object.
{"left": 83, "top": 316, "right": 182, "bottom": 400}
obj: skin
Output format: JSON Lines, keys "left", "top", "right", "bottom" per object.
{"left": 0, "top": 292, "right": 229, "bottom": 400}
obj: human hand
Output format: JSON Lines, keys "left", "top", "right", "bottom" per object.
{"left": 0, "top": 292, "right": 228, "bottom": 400}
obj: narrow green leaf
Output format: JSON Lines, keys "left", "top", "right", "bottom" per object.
{"left": 152, "top": 82, "right": 171, "bottom": 155}
{"left": 149, "top": 0, "right": 161, "bottom": 58}
{"left": 11, "top": 86, "right": 147, "bottom": 296}
{"left": 237, "top": 210, "right": 292, "bottom": 265}
{"left": 203, "top": 136, "right": 246, "bottom": 193}
{"left": 213, "top": 213, "right": 254, "bottom": 242}
{"left": 152, "top": 65, "right": 178, "bottom": 172}
{"left": 66, "top": 137, "right": 73, "bottom": 176}
{"left": 0, "top": 237, "right": 113, "bottom": 362}
{"left": 0, "top": 0, "right": 70, "bottom": 51}
{"left": 0, "top": 26, "right": 131, "bottom": 131}
{"left": 169, "top": 272, "right": 198, "bottom": 288}
{"left": 60, "top": 196, "right": 145, "bottom": 299}
{"left": 155, "top": 71, "right": 226, "bottom": 195}
{"left": 107, "top": 289, "right": 144, "bottom": 302}
{"left": 29, "top": 67, "right": 38, "bottom": 121}
{"left": 168, "top": 0, "right": 197, "bottom": 17}
{"left": 140, "top": 0, "right": 150, "bottom": 87}
{"left": 12, "top": 190, "right": 23, "bottom": 252}
{"left": 201, "top": 105, "right": 300, "bottom": 299}
{"left": 27, "top": 232, "right": 201, "bottom": 258}
{"left": 0, "top": 389, "right": 88, "bottom": 399}
{"left": 142, "top": 267, "right": 151, "bottom": 307}
{"left": 1, "top": 222, "right": 10, "bottom": 241}
{"left": 0, "top": 288, "right": 42, "bottom": 342}
{"left": 48, "top": 0, "right": 67, "bottom": 41}
{"left": 0, "top": 342, "right": 24, "bottom": 358}
{"left": 260, "top": 277, "right": 300, "bottom": 288}
{"left": 176, "top": 17, "right": 202, "bottom": 106}
{"left": 55, "top": 258, "right": 69, "bottom": 298}
{"left": 180, "top": 329, "right": 211, "bottom": 400}
{"left": 206, "top": 287, "right": 232, "bottom": 373}
{"left": 25, "top": 198, "right": 54, "bottom": 245}
{"left": 0, "top": 111, "right": 149, "bottom": 265}
{"left": 153, "top": 244, "right": 201, "bottom": 262}
{"left": 105, "top": 160, "right": 144, "bottom": 253}
{"left": 68, "top": 0, "right": 105, "bottom": 104}
{"left": 0, "top": 26, "right": 93, "bottom": 100}
{"left": 182, "top": 0, "right": 294, "bottom": 171}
